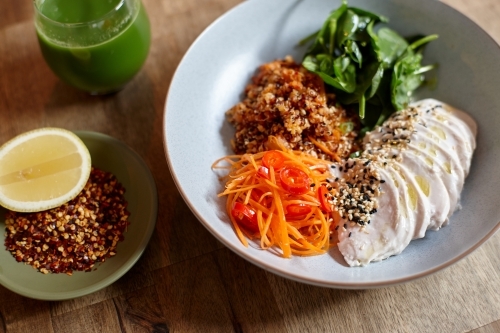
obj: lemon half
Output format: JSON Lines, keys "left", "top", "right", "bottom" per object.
{"left": 0, "top": 128, "right": 91, "bottom": 212}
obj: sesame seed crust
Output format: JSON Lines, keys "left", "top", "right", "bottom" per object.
{"left": 3, "top": 167, "right": 130, "bottom": 275}
{"left": 333, "top": 107, "right": 428, "bottom": 229}
{"left": 363, "top": 107, "right": 422, "bottom": 159}
{"left": 330, "top": 158, "right": 381, "bottom": 227}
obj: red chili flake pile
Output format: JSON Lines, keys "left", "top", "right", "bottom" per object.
{"left": 3, "top": 167, "right": 130, "bottom": 275}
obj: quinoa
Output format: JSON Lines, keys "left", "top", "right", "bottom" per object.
{"left": 4, "top": 167, "right": 130, "bottom": 275}
{"left": 226, "top": 56, "right": 359, "bottom": 161}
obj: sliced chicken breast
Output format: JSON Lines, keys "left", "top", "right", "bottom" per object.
{"left": 336, "top": 99, "right": 477, "bottom": 266}
{"left": 337, "top": 166, "right": 415, "bottom": 266}
{"left": 391, "top": 162, "right": 431, "bottom": 239}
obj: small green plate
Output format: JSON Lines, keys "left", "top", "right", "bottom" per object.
{"left": 0, "top": 131, "right": 158, "bottom": 300}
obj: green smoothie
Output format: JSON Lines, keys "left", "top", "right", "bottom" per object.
{"left": 35, "top": 0, "right": 151, "bottom": 94}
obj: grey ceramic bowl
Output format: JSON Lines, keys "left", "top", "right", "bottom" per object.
{"left": 164, "top": 0, "right": 500, "bottom": 288}
{"left": 0, "top": 131, "right": 158, "bottom": 300}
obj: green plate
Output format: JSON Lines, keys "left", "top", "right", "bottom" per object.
{"left": 0, "top": 131, "right": 158, "bottom": 300}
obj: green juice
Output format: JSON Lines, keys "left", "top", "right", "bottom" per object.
{"left": 36, "top": 0, "right": 151, "bottom": 94}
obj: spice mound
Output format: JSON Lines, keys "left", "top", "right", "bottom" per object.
{"left": 4, "top": 167, "right": 130, "bottom": 275}
{"left": 226, "top": 56, "right": 359, "bottom": 161}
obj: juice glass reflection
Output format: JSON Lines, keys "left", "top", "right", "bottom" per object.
{"left": 34, "top": 0, "right": 151, "bottom": 95}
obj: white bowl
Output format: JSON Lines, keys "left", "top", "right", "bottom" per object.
{"left": 164, "top": 0, "right": 500, "bottom": 288}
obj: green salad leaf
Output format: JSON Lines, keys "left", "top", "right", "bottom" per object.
{"left": 300, "top": 0, "right": 438, "bottom": 132}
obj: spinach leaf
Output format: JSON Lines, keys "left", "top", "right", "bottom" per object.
{"left": 300, "top": 0, "right": 438, "bottom": 133}
{"left": 344, "top": 40, "right": 363, "bottom": 66}
{"left": 359, "top": 73, "right": 394, "bottom": 134}
{"left": 348, "top": 7, "right": 388, "bottom": 24}
{"left": 338, "top": 60, "right": 384, "bottom": 118}
{"left": 336, "top": 9, "right": 360, "bottom": 46}
{"left": 376, "top": 27, "right": 408, "bottom": 68}
{"left": 304, "top": 1, "right": 348, "bottom": 55}
{"left": 303, "top": 54, "right": 356, "bottom": 92}
{"left": 365, "top": 62, "right": 384, "bottom": 100}
{"left": 390, "top": 34, "right": 438, "bottom": 110}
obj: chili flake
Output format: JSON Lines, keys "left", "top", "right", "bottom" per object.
{"left": 3, "top": 167, "right": 130, "bottom": 275}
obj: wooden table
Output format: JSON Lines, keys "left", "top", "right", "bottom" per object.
{"left": 0, "top": 0, "right": 499, "bottom": 332}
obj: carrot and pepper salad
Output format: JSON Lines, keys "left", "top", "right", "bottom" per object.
{"left": 212, "top": 137, "right": 339, "bottom": 257}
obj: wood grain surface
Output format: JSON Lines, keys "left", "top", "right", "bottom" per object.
{"left": 0, "top": 0, "right": 499, "bottom": 332}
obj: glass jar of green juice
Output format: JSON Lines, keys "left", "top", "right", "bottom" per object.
{"left": 34, "top": 0, "right": 151, "bottom": 95}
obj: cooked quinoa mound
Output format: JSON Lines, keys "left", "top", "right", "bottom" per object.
{"left": 226, "top": 56, "right": 359, "bottom": 161}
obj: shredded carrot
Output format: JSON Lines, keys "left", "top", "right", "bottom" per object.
{"left": 213, "top": 136, "right": 336, "bottom": 258}
{"left": 307, "top": 136, "right": 342, "bottom": 163}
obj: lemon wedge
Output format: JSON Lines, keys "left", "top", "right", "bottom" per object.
{"left": 0, "top": 128, "right": 91, "bottom": 212}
